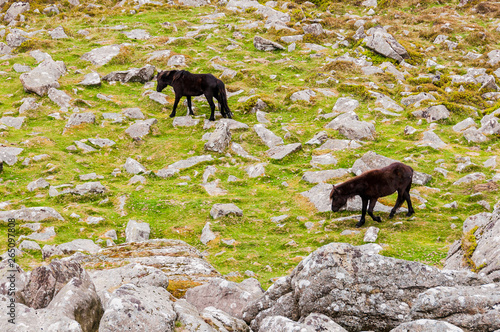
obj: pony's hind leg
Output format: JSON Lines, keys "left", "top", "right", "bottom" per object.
{"left": 404, "top": 184, "right": 414, "bottom": 217}
{"left": 186, "top": 96, "right": 194, "bottom": 116}
{"left": 205, "top": 94, "right": 216, "bottom": 121}
{"left": 367, "top": 198, "right": 382, "bottom": 223}
{"left": 356, "top": 197, "right": 368, "bottom": 228}
{"left": 389, "top": 191, "right": 404, "bottom": 219}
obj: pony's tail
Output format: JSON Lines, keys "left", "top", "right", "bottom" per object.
{"left": 217, "top": 80, "right": 233, "bottom": 119}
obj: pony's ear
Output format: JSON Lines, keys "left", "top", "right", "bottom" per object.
{"left": 329, "top": 185, "right": 336, "bottom": 199}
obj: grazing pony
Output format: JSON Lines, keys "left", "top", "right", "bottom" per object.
{"left": 156, "top": 70, "right": 233, "bottom": 121}
{"left": 330, "top": 162, "right": 415, "bottom": 228}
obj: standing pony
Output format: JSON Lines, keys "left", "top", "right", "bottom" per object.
{"left": 330, "top": 162, "right": 415, "bottom": 228}
{"left": 156, "top": 70, "right": 233, "bottom": 121}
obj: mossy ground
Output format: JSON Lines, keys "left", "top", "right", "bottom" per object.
{"left": 0, "top": 0, "right": 498, "bottom": 288}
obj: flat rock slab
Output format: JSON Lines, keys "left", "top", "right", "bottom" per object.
{"left": 75, "top": 239, "right": 221, "bottom": 285}
{"left": 0, "top": 207, "right": 63, "bottom": 222}
{"left": 302, "top": 169, "right": 349, "bottom": 184}
{"left": 88, "top": 138, "right": 116, "bottom": 148}
{"left": 167, "top": 155, "right": 213, "bottom": 170}
{"left": 81, "top": 45, "right": 121, "bottom": 66}
{"left": 267, "top": 143, "right": 301, "bottom": 160}
{"left": 58, "top": 239, "right": 101, "bottom": 254}
{"left": 173, "top": 116, "right": 200, "bottom": 127}
{"left": 122, "top": 29, "right": 151, "bottom": 40}
{"left": 317, "top": 139, "right": 362, "bottom": 151}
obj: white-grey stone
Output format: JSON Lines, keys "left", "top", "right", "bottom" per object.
{"left": 27, "top": 178, "right": 49, "bottom": 192}
{"left": 20, "top": 59, "right": 67, "bottom": 96}
{"left": 254, "top": 124, "right": 283, "bottom": 148}
{"left": 201, "top": 222, "right": 217, "bottom": 245}
{"left": 290, "top": 89, "right": 316, "bottom": 102}
{"left": 19, "top": 240, "right": 41, "bottom": 251}
{"left": 210, "top": 203, "right": 243, "bottom": 219}
{"left": 124, "top": 157, "right": 147, "bottom": 174}
{"left": 253, "top": 36, "right": 285, "bottom": 51}
{"left": 332, "top": 97, "right": 359, "bottom": 113}
{"left": 125, "top": 219, "right": 151, "bottom": 243}
{"left": 267, "top": 143, "right": 301, "bottom": 160}
{"left": 246, "top": 163, "right": 266, "bottom": 178}
{"left": 79, "top": 72, "right": 101, "bottom": 86}
{"left": 81, "top": 45, "right": 121, "bottom": 66}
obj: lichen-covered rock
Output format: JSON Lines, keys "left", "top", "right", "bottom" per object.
{"left": 81, "top": 45, "right": 121, "bottom": 66}
{"left": 99, "top": 284, "right": 176, "bottom": 332}
{"left": 102, "top": 64, "right": 155, "bottom": 83}
{"left": 254, "top": 36, "right": 285, "bottom": 51}
{"left": 186, "top": 277, "right": 264, "bottom": 319}
{"left": 409, "top": 284, "right": 500, "bottom": 331}
{"left": 243, "top": 242, "right": 489, "bottom": 331}
{"left": 364, "top": 26, "right": 409, "bottom": 62}
{"left": 125, "top": 219, "right": 150, "bottom": 242}
{"left": 0, "top": 207, "right": 63, "bottom": 222}
{"left": 390, "top": 319, "right": 464, "bottom": 332}
{"left": 254, "top": 124, "right": 283, "bottom": 148}
{"left": 210, "top": 203, "right": 243, "bottom": 219}
{"left": 46, "top": 274, "right": 103, "bottom": 332}
{"left": 20, "top": 260, "right": 89, "bottom": 309}
{"left": 19, "top": 59, "right": 67, "bottom": 96}
{"left": 74, "top": 239, "right": 221, "bottom": 287}
{"left": 204, "top": 121, "right": 232, "bottom": 153}
{"left": 444, "top": 210, "right": 500, "bottom": 282}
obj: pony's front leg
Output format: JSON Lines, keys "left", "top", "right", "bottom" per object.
{"left": 170, "top": 95, "right": 181, "bottom": 118}
{"left": 206, "top": 97, "right": 216, "bottom": 121}
{"left": 186, "top": 96, "right": 194, "bottom": 116}
{"left": 356, "top": 197, "right": 368, "bottom": 228}
{"left": 368, "top": 198, "right": 382, "bottom": 223}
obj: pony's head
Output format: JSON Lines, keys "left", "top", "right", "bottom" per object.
{"left": 156, "top": 70, "right": 177, "bottom": 92}
{"left": 330, "top": 186, "right": 348, "bottom": 212}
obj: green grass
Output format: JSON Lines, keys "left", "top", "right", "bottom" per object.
{"left": 0, "top": 0, "right": 498, "bottom": 290}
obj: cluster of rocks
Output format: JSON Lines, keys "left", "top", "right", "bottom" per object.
{"left": 1, "top": 228, "right": 499, "bottom": 331}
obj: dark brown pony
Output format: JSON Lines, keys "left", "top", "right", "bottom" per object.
{"left": 330, "top": 162, "right": 415, "bottom": 228}
{"left": 156, "top": 70, "right": 232, "bottom": 121}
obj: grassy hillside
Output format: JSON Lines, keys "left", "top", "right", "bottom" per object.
{"left": 0, "top": 0, "right": 499, "bottom": 288}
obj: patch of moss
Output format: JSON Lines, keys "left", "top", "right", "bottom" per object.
{"left": 337, "top": 83, "right": 373, "bottom": 101}
{"left": 461, "top": 226, "right": 486, "bottom": 272}
{"left": 167, "top": 280, "right": 202, "bottom": 298}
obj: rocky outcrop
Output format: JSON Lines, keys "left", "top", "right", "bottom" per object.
{"left": 243, "top": 242, "right": 491, "bottom": 332}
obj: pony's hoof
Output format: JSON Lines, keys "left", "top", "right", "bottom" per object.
{"left": 355, "top": 221, "right": 365, "bottom": 228}
{"left": 406, "top": 211, "right": 414, "bottom": 217}
{"left": 375, "top": 217, "right": 382, "bottom": 223}
{"left": 388, "top": 214, "right": 395, "bottom": 219}
{"left": 169, "top": 113, "right": 175, "bottom": 118}
{"left": 209, "top": 117, "right": 216, "bottom": 121}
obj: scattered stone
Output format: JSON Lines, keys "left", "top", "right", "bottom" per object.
{"left": 210, "top": 203, "right": 243, "bottom": 219}
{"left": 200, "top": 222, "right": 216, "bottom": 245}
{"left": 81, "top": 45, "right": 121, "bottom": 66}
{"left": 254, "top": 36, "right": 285, "bottom": 51}
{"left": 125, "top": 219, "right": 151, "bottom": 242}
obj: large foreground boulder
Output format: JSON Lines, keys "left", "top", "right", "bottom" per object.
{"left": 242, "top": 242, "right": 492, "bottom": 332}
